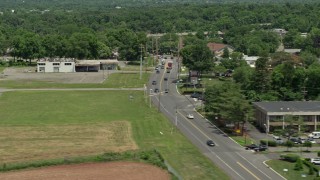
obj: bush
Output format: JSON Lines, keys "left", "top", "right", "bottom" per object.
{"left": 280, "top": 154, "right": 300, "bottom": 162}
{"left": 302, "top": 159, "right": 319, "bottom": 174}
{"left": 294, "top": 158, "right": 303, "bottom": 171}
{"left": 260, "top": 139, "right": 277, "bottom": 147}
{"left": 317, "top": 151, "right": 320, "bottom": 157}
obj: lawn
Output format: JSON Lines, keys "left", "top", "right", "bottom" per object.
{"left": 266, "top": 159, "right": 317, "bottom": 180}
{"left": 0, "top": 72, "right": 150, "bottom": 89}
{"left": 0, "top": 90, "right": 228, "bottom": 179}
{"left": 0, "top": 67, "right": 5, "bottom": 73}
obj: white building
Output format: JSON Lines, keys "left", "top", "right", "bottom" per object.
{"left": 243, "top": 55, "right": 259, "bottom": 68}
{"left": 37, "top": 60, "right": 75, "bottom": 73}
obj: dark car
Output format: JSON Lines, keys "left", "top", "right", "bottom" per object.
{"left": 164, "top": 89, "right": 169, "bottom": 93}
{"left": 207, "top": 140, "right": 215, "bottom": 146}
{"left": 166, "top": 70, "right": 170, "bottom": 73}
{"left": 254, "top": 145, "right": 268, "bottom": 152}
{"left": 164, "top": 77, "right": 168, "bottom": 81}
{"left": 245, "top": 144, "right": 259, "bottom": 150}
{"left": 289, "top": 137, "right": 299, "bottom": 144}
{"left": 152, "top": 81, "right": 157, "bottom": 85}
{"left": 156, "top": 70, "right": 160, "bottom": 74}
{"left": 154, "top": 88, "right": 159, "bottom": 93}
{"left": 191, "top": 93, "right": 201, "bottom": 99}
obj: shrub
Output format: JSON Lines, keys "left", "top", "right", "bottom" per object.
{"left": 260, "top": 139, "right": 277, "bottom": 147}
{"left": 294, "top": 158, "right": 303, "bottom": 171}
{"left": 309, "top": 166, "right": 314, "bottom": 175}
{"left": 280, "top": 154, "right": 300, "bottom": 162}
{"left": 317, "top": 151, "right": 320, "bottom": 157}
{"left": 302, "top": 159, "right": 319, "bottom": 175}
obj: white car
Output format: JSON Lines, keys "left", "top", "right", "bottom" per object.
{"left": 187, "top": 114, "right": 194, "bottom": 119}
{"left": 311, "top": 158, "right": 320, "bottom": 165}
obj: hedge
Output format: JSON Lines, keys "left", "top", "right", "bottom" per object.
{"left": 260, "top": 139, "right": 277, "bottom": 147}
{"left": 280, "top": 154, "right": 300, "bottom": 162}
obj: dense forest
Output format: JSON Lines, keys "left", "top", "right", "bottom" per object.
{"left": 1, "top": 1, "right": 320, "bottom": 102}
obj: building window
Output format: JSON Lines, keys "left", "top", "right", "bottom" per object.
{"left": 53, "top": 63, "right": 60, "bottom": 66}
{"left": 38, "top": 63, "right": 45, "bottom": 66}
{"left": 64, "top": 63, "right": 72, "bottom": 65}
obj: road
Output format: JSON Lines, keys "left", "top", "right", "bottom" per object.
{"left": 148, "top": 57, "right": 285, "bottom": 180}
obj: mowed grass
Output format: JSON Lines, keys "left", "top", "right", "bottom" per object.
{"left": 0, "top": 91, "right": 228, "bottom": 179}
{"left": 0, "top": 72, "right": 149, "bottom": 89}
{"left": 266, "top": 160, "right": 316, "bottom": 179}
{"left": 0, "top": 67, "right": 5, "bottom": 73}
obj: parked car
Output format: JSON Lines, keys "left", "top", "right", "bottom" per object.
{"left": 187, "top": 114, "right": 194, "bottom": 119}
{"left": 254, "top": 145, "right": 268, "bottom": 152}
{"left": 245, "top": 144, "right": 259, "bottom": 150}
{"left": 155, "top": 67, "right": 159, "bottom": 70}
{"left": 298, "top": 137, "right": 307, "bottom": 144}
{"left": 156, "top": 70, "right": 160, "bottom": 74}
{"left": 161, "top": 65, "right": 165, "bottom": 69}
{"left": 274, "top": 137, "right": 284, "bottom": 144}
{"left": 307, "top": 138, "right": 316, "bottom": 144}
{"left": 154, "top": 88, "right": 159, "bottom": 93}
{"left": 207, "top": 140, "right": 215, "bottom": 146}
{"left": 309, "top": 132, "right": 320, "bottom": 139}
{"left": 191, "top": 93, "right": 201, "bottom": 99}
{"left": 289, "top": 137, "right": 299, "bottom": 144}
{"left": 311, "top": 158, "right": 320, "bottom": 165}
{"left": 164, "top": 89, "right": 169, "bottom": 93}
{"left": 164, "top": 77, "right": 168, "bottom": 81}
{"left": 152, "top": 80, "right": 157, "bottom": 85}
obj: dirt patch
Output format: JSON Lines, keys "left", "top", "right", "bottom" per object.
{"left": 0, "top": 162, "right": 171, "bottom": 180}
{"left": 0, "top": 121, "right": 138, "bottom": 163}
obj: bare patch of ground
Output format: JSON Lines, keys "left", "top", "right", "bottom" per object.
{"left": 0, "top": 121, "right": 138, "bottom": 163}
{"left": 2, "top": 67, "right": 107, "bottom": 83}
{"left": 0, "top": 162, "right": 171, "bottom": 180}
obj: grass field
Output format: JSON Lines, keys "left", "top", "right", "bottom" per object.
{"left": 0, "top": 72, "right": 150, "bottom": 89}
{"left": 0, "top": 67, "right": 5, "bottom": 73}
{"left": 0, "top": 90, "right": 228, "bottom": 179}
{"left": 266, "top": 160, "right": 316, "bottom": 179}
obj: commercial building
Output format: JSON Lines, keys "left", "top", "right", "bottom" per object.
{"left": 37, "top": 59, "right": 75, "bottom": 73}
{"left": 75, "top": 60, "right": 118, "bottom": 72}
{"left": 253, "top": 101, "right": 320, "bottom": 133}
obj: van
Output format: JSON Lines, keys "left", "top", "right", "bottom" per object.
{"left": 308, "top": 132, "right": 320, "bottom": 139}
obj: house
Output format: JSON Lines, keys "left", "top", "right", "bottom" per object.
{"left": 243, "top": 55, "right": 259, "bottom": 68}
{"left": 253, "top": 101, "right": 320, "bottom": 133}
{"left": 75, "top": 59, "right": 118, "bottom": 72}
{"left": 207, "top": 43, "right": 234, "bottom": 57}
{"left": 273, "top": 28, "right": 287, "bottom": 37}
{"left": 284, "top": 49, "right": 301, "bottom": 55}
{"left": 37, "top": 58, "right": 75, "bottom": 73}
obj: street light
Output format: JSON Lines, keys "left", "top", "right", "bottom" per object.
{"left": 264, "top": 123, "right": 269, "bottom": 150}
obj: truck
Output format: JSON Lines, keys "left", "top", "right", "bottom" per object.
{"left": 167, "top": 60, "right": 173, "bottom": 69}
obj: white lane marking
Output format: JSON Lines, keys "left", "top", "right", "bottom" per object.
{"left": 236, "top": 152, "right": 272, "bottom": 179}
{"left": 263, "top": 160, "right": 287, "bottom": 180}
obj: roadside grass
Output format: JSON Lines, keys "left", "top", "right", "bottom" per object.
{"left": 230, "top": 135, "right": 256, "bottom": 146}
{"left": 0, "top": 91, "right": 228, "bottom": 179}
{"left": 266, "top": 160, "right": 316, "bottom": 180}
{"left": 0, "top": 67, "right": 5, "bottom": 73}
{"left": 0, "top": 72, "right": 149, "bottom": 89}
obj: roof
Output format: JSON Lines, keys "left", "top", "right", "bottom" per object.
{"left": 284, "top": 49, "right": 301, "bottom": 54}
{"left": 207, "top": 43, "right": 233, "bottom": 52}
{"left": 76, "top": 59, "right": 119, "bottom": 66}
{"left": 243, "top": 55, "right": 259, "bottom": 61}
{"left": 253, "top": 101, "right": 320, "bottom": 114}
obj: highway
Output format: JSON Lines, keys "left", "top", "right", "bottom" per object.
{"left": 148, "top": 57, "right": 285, "bottom": 180}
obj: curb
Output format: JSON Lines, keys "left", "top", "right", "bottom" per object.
{"left": 263, "top": 160, "right": 287, "bottom": 180}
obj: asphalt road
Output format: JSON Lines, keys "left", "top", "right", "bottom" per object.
{"left": 148, "top": 58, "right": 285, "bottom": 180}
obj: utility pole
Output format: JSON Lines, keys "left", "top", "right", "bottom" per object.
{"left": 156, "top": 37, "right": 159, "bottom": 64}
{"left": 175, "top": 106, "right": 178, "bottom": 126}
{"left": 140, "top": 44, "right": 143, "bottom": 80}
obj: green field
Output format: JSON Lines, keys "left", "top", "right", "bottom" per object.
{"left": 0, "top": 72, "right": 150, "bottom": 89}
{"left": 266, "top": 160, "right": 317, "bottom": 180}
{"left": 0, "top": 90, "right": 228, "bottom": 179}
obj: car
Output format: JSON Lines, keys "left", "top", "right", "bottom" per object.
{"left": 155, "top": 67, "right": 159, "bottom": 70}
{"left": 164, "top": 89, "right": 169, "bottom": 93}
{"left": 207, "top": 140, "right": 215, "bottom": 146}
{"left": 273, "top": 137, "right": 284, "bottom": 144}
{"left": 187, "top": 114, "right": 194, "bottom": 119}
{"left": 245, "top": 144, "right": 259, "bottom": 150}
{"left": 307, "top": 138, "right": 316, "bottom": 144}
{"left": 156, "top": 70, "right": 160, "bottom": 74}
{"left": 161, "top": 65, "right": 165, "bottom": 69}
{"left": 298, "top": 137, "right": 307, "bottom": 144}
{"left": 164, "top": 77, "right": 168, "bottom": 81}
{"left": 152, "top": 81, "right": 157, "bottom": 85}
{"left": 254, "top": 145, "right": 268, "bottom": 152}
{"left": 311, "top": 158, "right": 320, "bottom": 165}
{"left": 166, "top": 70, "right": 170, "bottom": 73}
{"left": 191, "top": 93, "right": 201, "bottom": 99}
{"left": 154, "top": 88, "right": 159, "bottom": 93}
{"left": 289, "top": 137, "right": 299, "bottom": 144}
{"left": 171, "top": 56, "right": 174, "bottom": 59}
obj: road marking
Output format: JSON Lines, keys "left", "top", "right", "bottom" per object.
{"left": 236, "top": 152, "right": 272, "bottom": 179}
{"left": 263, "top": 160, "right": 287, "bottom": 180}
{"left": 237, "top": 162, "right": 261, "bottom": 180}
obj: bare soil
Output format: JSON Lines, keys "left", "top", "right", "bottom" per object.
{"left": 0, "top": 162, "right": 171, "bottom": 180}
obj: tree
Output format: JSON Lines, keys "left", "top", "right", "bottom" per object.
{"left": 222, "top": 47, "right": 230, "bottom": 58}
{"left": 251, "top": 57, "right": 271, "bottom": 94}
{"left": 285, "top": 140, "right": 294, "bottom": 151}
{"left": 294, "top": 158, "right": 303, "bottom": 171}
{"left": 180, "top": 43, "right": 213, "bottom": 75}
{"left": 303, "top": 141, "right": 312, "bottom": 152}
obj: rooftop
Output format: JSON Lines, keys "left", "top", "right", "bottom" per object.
{"left": 253, "top": 101, "right": 320, "bottom": 113}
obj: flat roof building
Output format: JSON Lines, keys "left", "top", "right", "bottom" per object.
{"left": 253, "top": 101, "right": 320, "bottom": 133}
